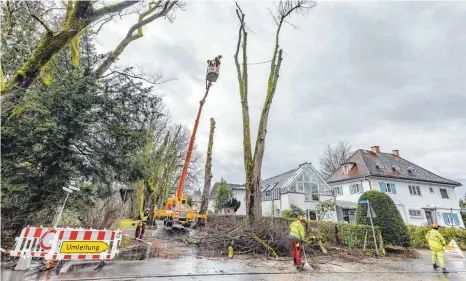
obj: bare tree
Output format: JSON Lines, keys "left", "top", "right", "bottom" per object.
{"left": 319, "top": 141, "right": 353, "bottom": 179}
{"left": 200, "top": 118, "right": 216, "bottom": 214}
{"left": 234, "top": 1, "right": 316, "bottom": 222}
{"left": 1, "top": 0, "right": 182, "bottom": 101}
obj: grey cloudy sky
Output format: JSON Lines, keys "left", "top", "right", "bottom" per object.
{"left": 97, "top": 0, "right": 466, "bottom": 200}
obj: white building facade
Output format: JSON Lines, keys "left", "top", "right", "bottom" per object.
{"left": 261, "top": 163, "right": 334, "bottom": 219}
{"left": 327, "top": 146, "right": 464, "bottom": 228}
{"left": 207, "top": 182, "right": 246, "bottom": 216}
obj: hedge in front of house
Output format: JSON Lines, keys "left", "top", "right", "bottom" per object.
{"left": 305, "top": 220, "right": 383, "bottom": 249}
{"left": 407, "top": 224, "right": 466, "bottom": 250}
{"left": 210, "top": 215, "right": 383, "bottom": 249}
{"left": 356, "top": 190, "right": 411, "bottom": 246}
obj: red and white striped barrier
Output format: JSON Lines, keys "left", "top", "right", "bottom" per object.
{"left": 10, "top": 226, "right": 122, "bottom": 261}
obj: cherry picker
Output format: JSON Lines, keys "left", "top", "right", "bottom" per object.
{"left": 153, "top": 56, "right": 222, "bottom": 228}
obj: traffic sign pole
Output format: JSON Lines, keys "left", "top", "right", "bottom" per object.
{"left": 54, "top": 192, "right": 70, "bottom": 228}
{"left": 367, "top": 201, "right": 379, "bottom": 256}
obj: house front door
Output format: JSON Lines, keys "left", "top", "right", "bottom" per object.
{"left": 425, "top": 210, "right": 436, "bottom": 225}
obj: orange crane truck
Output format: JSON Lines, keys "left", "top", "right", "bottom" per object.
{"left": 154, "top": 56, "right": 222, "bottom": 229}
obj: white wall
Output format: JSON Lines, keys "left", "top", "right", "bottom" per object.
{"left": 330, "top": 179, "right": 370, "bottom": 203}
{"left": 330, "top": 178, "right": 464, "bottom": 228}
{"left": 262, "top": 200, "right": 281, "bottom": 217}
{"left": 232, "top": 189, "right": 246, "bottom": 216}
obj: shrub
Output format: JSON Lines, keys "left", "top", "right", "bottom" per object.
{"left": 356, "top": 190, "right": 410, "bottom": 246}
{"left": 281, "top": 204, "right": 305, "bottom": 219}
{"left": 462, "top": 213, "right": 466, "bottom": 227}
{"left": 407, "top": 224, "right": 466, "bottom": 250}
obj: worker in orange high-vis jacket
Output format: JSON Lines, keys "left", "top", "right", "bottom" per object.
{"left": 426, "top": 224, "right": 448, "bottom": 274}
{"left": 289, "top": 215, "right": 306, "bottom": 270}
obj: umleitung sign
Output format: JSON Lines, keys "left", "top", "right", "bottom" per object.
{"left": 60, "top": 241, "right": 109, "bottom": 254}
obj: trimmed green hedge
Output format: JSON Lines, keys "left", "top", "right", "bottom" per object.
{"left": 407, "top": 225, "right": 466, "bottom": 250}
{"left": 219, "top": 215, "right": 383, "bottom": 249}
{"left": 356, "top": 191, "right": 410, "bottom": 246}
{"left": 304, "top": 219, "right": 383, "bottom": 249}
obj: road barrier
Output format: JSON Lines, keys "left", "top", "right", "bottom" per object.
{"left": 10, "top": 226, "right": 122, "bottom": 269}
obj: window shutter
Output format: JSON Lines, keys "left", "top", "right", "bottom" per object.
{"left": 379, "top": 182, "right": 386, "bottom": 192}
{"left": 339, "top": 186, "right": 343, "bottom": 195}
{"left": 452, "top": 214, "right": 460, "bottom": 225}
{"left": 350, "top": 184, "right": 354, "bottom": 194}
{"left": 359, "top": 184, "right": 363, "bottom": 193}
{"left": 391, "top": 184, "right": 397, "bottom": 194}
{"left": 442, "top": 213, "right": 450, "bottom": 225}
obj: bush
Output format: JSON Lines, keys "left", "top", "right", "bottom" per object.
{"left": 462, "top": 213, "right": 466, "bottom": 227}
{"left": 407, "top": 225, "right": 466, "bottom": 250}
{"left": 356, "top": 190, "right": 410, "bottom": 246}
{"left": 281, "top": 204, "right": 305, "bottom": 219}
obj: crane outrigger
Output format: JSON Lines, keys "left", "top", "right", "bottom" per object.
{"left": 154, "top": 55, "right": 222, "bottom": 228}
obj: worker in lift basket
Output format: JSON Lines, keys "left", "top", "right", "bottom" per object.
{"left": 426, "top": 224, "right": 448, "bottom": 274}
{"left": 289, "top": 215, "right": 306, "bottom": 270}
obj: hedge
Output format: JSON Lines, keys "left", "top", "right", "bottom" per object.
{"left": 210, "top": 215, "right": 383, "bottom": 250}
{"left": 407, "top": 225, "right": 466, "bottom": 250}
{"left": 356, "top": 191, "right": 410, "bottom": 246}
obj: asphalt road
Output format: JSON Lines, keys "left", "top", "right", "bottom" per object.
{"left": 2, "top": 250, "right": 465, "bottom": 281}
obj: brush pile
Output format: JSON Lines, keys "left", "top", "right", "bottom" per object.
{"left": 185, "top": 216, "right": 321, "bottom": 257}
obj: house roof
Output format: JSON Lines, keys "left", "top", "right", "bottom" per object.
{"left": 209, "top": 182, "right": 245, "bottom": 197}
{"left": 261, "top": 162, "right": 333, "bottom": 194}
{"left": 327, "top": 149, "right": 461, "bottom": 186}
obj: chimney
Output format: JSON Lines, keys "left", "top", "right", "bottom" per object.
{"left": 371, "top": 146, "right": 380, "bottom": 153}
{"left": 392, "top": 150, "right": 399, "bottom": 156}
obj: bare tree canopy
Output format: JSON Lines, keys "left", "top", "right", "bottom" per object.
{"left": 234, "top": 0, "right": 316, "bottom": 222}
{"left": 319, "top": 141, "right": 353, "bottom": 179}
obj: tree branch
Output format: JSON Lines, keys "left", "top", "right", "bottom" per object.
{"left": 93, "top": 1, "right": 178, "bottom": 77}
{"left": 31, "top": 14, "right": 55, "bottom": 34}
{"left": 90, "top": 0, "right": 141, "bottom": 21}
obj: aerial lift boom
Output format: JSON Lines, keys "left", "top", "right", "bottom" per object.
{"left": 154, "top": 55, "right": 222, "bottom": 228}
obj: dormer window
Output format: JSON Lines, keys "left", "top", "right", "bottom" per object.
{"left": 407, "top": 167, "right": 416, "bottom": 173}
{"left": 376, "top": 163, "right": 385, "bottom": 169}
{"left": 392, "top": 165, "right": 401, "bottom": 171}
{"left": 343, "top": 165, "right": 350, "bottom": 174}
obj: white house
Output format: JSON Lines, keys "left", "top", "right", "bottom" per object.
{"left": 327, "top": 146, "right": 465, "bottom": 228}
{"left": 261, "top": 162, "right": 333, "bottom": 218}
{"left": 207, "top": 182, "right": 247, "bottom": 216}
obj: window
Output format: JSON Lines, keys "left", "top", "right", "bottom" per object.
{"left": 429, "top": 187, "right": 434, "bottom": 194}
{"left": 442, "top": 213, "right": 460, "bottom": 225}
{"left": 409, "top": 185, "right": 422, "bottom": 196}
{"left": 343, "top": 164, "right": 351, "bottom": 174}
{"left": 350, "top": 183, "right": 363, "bottom": 194}
{"left": 303, "top": 173, "right": 310, "bottom": 181}
{"left": 266, "top": 190, "right": 271, "bottom": 196}
{"left": 379, "top": 182, "right": 397, "bottom": 194}
{"left": 392, "top": 165, "right": 401, "bottom": 171}
{"left": 304, "top": 182, "right": 311, "bottom": 194}
{"left": 408, "top": 209, "right": 423, "bottom": 218}
{"left": 440, "top": 189, "right": 449, "bottom": 199}
{"left": 297, "top": 183, "right": 304, "bottom": 192}
{"left": 407, "top": 167, "right": 416, "bottom": 173}
{"left": 376, "top": 163, "right": 385, "bottom": 169}
{"left": 334, "top": 186, "right": 343, "bottom": 196}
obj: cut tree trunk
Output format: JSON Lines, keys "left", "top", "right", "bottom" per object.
{"left": 200, "top": 118, "right": 216, "bottom": 214}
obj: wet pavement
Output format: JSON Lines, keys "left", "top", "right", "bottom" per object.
{"left": 2, "top": 223, "right": 465, "bottom": 281}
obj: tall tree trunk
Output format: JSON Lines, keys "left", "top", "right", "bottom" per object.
{"left": 200, "top": 118, "right": 216, "bottom": 214}
{"left": 233, "top": 1, "right": 314, "bottom": 221}
{"left": 234, "top": 5, "right": 255, "bottom": 222}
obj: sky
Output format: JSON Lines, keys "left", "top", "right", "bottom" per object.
{"left": 96, "top": 0, "right": 466, "bottom": 200}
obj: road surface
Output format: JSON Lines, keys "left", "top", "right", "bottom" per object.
{"left": 2, "top": 250, "right": 465, "bottom": 281}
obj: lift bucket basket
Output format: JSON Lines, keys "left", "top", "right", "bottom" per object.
{"left": 206, "top": 65, "right": 220, "bottom": 82}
